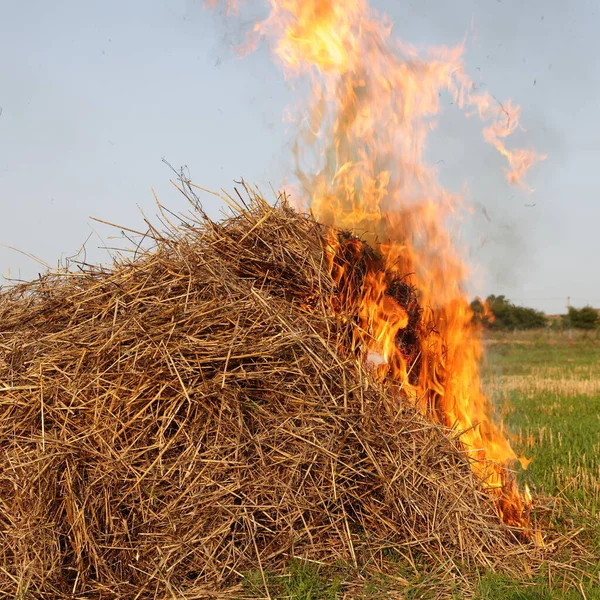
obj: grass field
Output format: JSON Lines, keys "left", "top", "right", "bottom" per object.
{"left": 478, "top": 330, "right": 600, "bottom": 599}
{"left": 245, "top": 330, "right": 600, "bottom": 599}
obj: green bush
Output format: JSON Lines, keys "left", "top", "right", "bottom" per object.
{"left": 565, "top": 305, "right": 599, "bottom": 330}
{"left": 470, "top": 295, "right": 547, "bottom": 330}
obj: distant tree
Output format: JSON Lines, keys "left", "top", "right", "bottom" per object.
{"left": 567, "top": 306, "right": 599, "bottom": 330}
{"left": 470, "top": 297, "right": 489, "bottom": 326}
{"left": 486, "top": 295, "right": 515, "bottom": 329}
{"left": 471, "top": 295, "right": 547, "bottom": 330}
{"left": 512, "top": 305, "right": 547, "bottom": 329}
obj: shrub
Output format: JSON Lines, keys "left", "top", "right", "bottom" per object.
{"left": 566, "top": 306, "right": 599, "bottom": 330}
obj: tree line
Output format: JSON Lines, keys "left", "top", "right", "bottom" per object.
{"left": 470, "top": 295, "right": 599, "bottom": 330}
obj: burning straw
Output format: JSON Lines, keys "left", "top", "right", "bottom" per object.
{"left": 0, "top": 186, "right": 537, "bottom": 598}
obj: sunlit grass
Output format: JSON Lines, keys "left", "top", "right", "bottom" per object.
{"left": 478, "top": 330, "right": 600, "bottom": 598}
{"left": 483, "top": 331, "right": 600, "bottom": 513}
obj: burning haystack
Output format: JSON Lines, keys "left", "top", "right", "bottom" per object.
{"left": 0, "top": 188, "right": 534, "bottom": 598}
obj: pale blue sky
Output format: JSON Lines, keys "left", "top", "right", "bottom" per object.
{"left": 1, "top": 0, "right": 598, "bottom": 314}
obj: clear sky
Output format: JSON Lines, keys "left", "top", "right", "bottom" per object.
{"left": 1, "top": 0, "right": 598, "bottom": 314}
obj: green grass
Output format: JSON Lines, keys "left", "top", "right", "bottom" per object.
{"left": 279, "top": 561, "right": 343, "bottom": 600}
{"left": 241, "top": 561, "right": 347, "bottom": 599}
{"left": 242, "top": 330, "right": 600, "bottom": 598}
{"left": 483, "top": 331, "right": 600, "bottom": 512}
{"left": 477, "top": 331, "right": 600, "bottom": 598}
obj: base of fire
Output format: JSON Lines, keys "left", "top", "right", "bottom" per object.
{"left": 0, "top": 188, "right": 570, "bottom": 599}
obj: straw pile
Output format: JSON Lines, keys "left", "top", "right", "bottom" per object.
{"left": 0, "top": 188, "right": 527, "bottom": 598}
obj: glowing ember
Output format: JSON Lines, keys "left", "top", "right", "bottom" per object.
{"left": 207, "top": 0, "right": 544, "bottom": 536}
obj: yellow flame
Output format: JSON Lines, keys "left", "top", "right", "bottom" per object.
{"left": 207, "top": 0, "right": 544, "bottom": 530}
{"left": 519, "top": 455, "right": 534, "bottom": 471}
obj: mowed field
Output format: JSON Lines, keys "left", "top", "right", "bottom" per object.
{"left": 477, "top": 330, "right": 600, "bottom": 599}
{"left": 252, "top": 331, "right": 600, "bottom": 599}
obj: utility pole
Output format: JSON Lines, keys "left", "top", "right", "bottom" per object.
{"left": 567, "top": 296, "right": 572, "bottom": 340}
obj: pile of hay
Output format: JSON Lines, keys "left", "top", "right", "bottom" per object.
{"left": 0, "top": 189, "right": 529, "bottom": 598}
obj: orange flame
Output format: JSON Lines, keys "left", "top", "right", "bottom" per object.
{"left": 207, "top": 0, "right": 544, "bottom": 535}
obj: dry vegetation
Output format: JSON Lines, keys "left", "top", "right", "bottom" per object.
{"left": 486, "top": 373, "right": 600, "bottom": 399}
{"left": 0, "top": 189, "right": 545, "bottom": 599}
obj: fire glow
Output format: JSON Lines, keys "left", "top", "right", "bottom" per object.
{"left": 208, "top": 0, "right": 544, "bottom": 536}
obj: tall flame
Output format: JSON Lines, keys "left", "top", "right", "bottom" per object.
{"left": 207, "top": 0, "right": 544, "bottom": 532}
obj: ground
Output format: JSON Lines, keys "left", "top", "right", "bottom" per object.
{"left": 245, "top": 329, "right": 600, "bottom": 599}
{"left": 478, "top": 329, "right": 600, "bottom": 599}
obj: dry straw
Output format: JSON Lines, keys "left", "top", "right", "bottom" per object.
{"left": 0, "top": 184, "right": 536, "bottom": 598}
